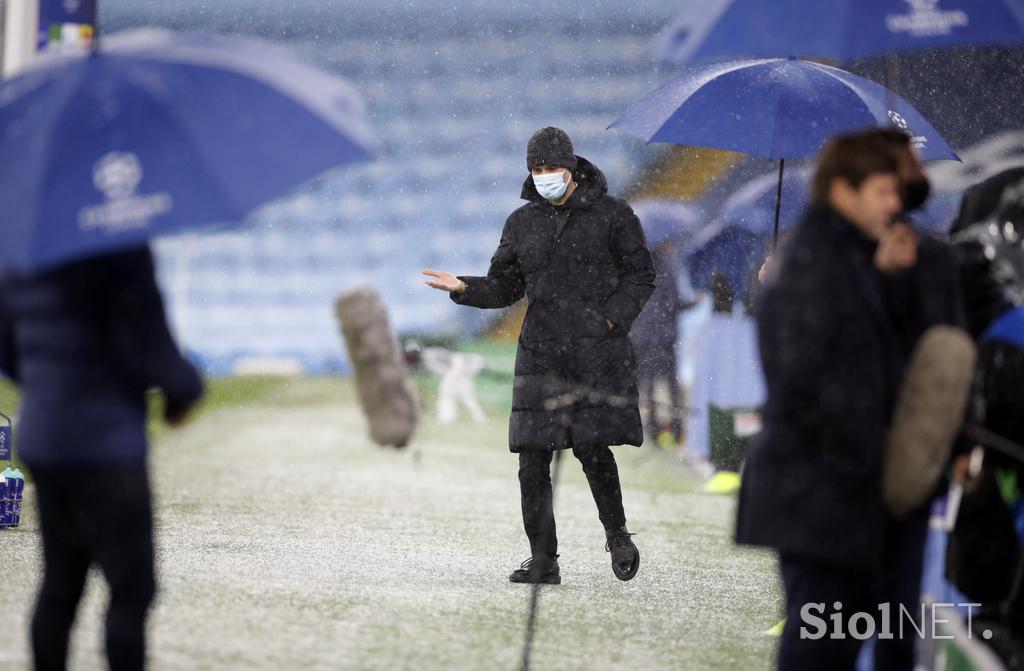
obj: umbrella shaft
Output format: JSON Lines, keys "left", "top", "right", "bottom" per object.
{"left": 773, "top": 159, "right": 785, "bottom": 250}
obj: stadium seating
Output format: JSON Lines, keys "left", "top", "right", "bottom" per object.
{"left": 103, "top": 1, "right": 677, "bottom": 373}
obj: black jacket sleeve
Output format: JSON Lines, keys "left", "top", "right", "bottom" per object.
{"left": 104, "top": 249, "right": 204, "bottom": 417}
{"left": 450, "top": 216, "right": 525, "bottom": 309}
{"left": 603, "top": 201, "right": 656, "bottom": 333}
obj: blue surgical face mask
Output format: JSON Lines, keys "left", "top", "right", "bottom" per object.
{"left": 533, "top": 169, "right": 570, "bottom": 201}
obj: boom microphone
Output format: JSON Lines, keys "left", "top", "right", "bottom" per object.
{"left": 883, "top": 326, "right": 976, "bottom": 517}
{"left": 335, "top": 287, "right": 418, "bottom": 448}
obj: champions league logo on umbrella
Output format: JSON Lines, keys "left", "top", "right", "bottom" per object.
{"left": 888, "top": 110, "right": 930, "bottom": 151}
{"left": 886, "top": 0, "right": 969, "bottom": 38}
{"left": 78, "top": 152, "right": 173, "bottom": 234}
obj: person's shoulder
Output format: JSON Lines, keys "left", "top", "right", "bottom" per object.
{"left": 507, "top": 201, "right": 541, "bottom": 223}
{"left": 778, "top": 212, "right": 827, "bottom": 256}
{"left": 915, "top": 228, "right": 951, "bottom": 251}
{"left": 911, "top": 228, "right": 957, "bottom": 269}
{"left": 599, "top": 195, "right": 635, "bottom": 215}
{"left": 773, "top": 212, "right": 842, "bottom": 280}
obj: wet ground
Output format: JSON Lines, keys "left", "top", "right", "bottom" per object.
{"left": 0, "top": 377, "right": 780, "bottom": 670}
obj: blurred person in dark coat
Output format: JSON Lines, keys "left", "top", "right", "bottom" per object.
{"left": 877, "top": 129, "right": 965, "bottom": 340}
{"left": 423, "top": 127, "right": 655, "bottom": 584}
{"left": 630, "top": 240, "right": 695, "bottom": 447}
{"left": 736, "top": 129, "right": 918, "bottom": 671}
{"left": 0, "top": 246, "right": 204, "bottom": 671}
{"left": 865, "top": 129, "right": 968, "bottom": 670}
{"left": 947, "top": 178, "right": 1024, "bottom": 637}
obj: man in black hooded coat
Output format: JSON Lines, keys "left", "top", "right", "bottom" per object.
{"left": 424, "top": 127, "right": 655, "bottom": 583}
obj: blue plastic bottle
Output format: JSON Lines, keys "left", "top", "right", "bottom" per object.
{"left": 9, "top": 468, "right": 24, "bottom": 527}
{"left": 0, "top": 467, "right": 13, "bottom": 528}
{"left": 0, "top": 475, "right": 7, "bottom": 529}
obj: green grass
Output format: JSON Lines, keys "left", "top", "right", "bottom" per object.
{"left": 0, "top": 375, "right": 359, "bottom": 471}
{"left": 0, "top": 373, "right": 781, "bottom": 670}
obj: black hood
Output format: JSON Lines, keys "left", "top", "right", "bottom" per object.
{"left": 521, "top": 155, "right": 608, "bottom": 210}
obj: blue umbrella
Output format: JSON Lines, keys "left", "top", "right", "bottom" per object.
{"left": 0, "top": 29, "right": 376, "bottom": 272}
{"left": 655, "top": 0, "right": 1024, "bottom": 65}
{"left": 717, "top": 165, "right": 813, "bottom": 235}
{"left": 693, "top": 166, "right": 961, "bottom": 292}
{"left": 609, "top": 57, "right": 959, "bottom": 244}
{"left": 683, "top": 166, "right": 811, "bottom": 293}
{"left": 719, "top": 164, "right": 959, "bottom": 235}
{"left": 630, "top": 198, "right": 706, "bottom": 246}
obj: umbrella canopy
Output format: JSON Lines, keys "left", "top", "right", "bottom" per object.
{"left": 717, "top": 165, "right": 961, "bottom": 235}
{"left": 608, "top": 57, "right": 958, "bottom": 161}
{"left": 691, "top": 166, "right": 963, "bottom": 293}
{"left": 0, "top": 29, "right": 376, "bottom": 272}
{"left": 717, "top": 165, "right": 814, "bottom": 235}
{"left": 629, "top": 198, "right": 706, "bottom": 246}
{"left": 655, "top": 0, "right": 1024, "bottom": 65}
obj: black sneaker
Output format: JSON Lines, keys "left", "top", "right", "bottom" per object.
{"left": 605, "top": 529, "right": 639, "bottom": 581}
{"left": 509, "top": 554, "right": 561, "bottom": 584}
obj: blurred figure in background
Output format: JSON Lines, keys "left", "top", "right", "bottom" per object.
{"left": 950, "top": 165, "right": 1024, "bottom": 235}
{"left": 0, "top": 247, "right": 204, "bottom": 671}
{"left": 405, "top": 341, "right": 486, "bottom": 425}
{"left": 947, "top": 179, "right": 1024, "bottom": 640}
{"left": 736, "top": 129, "right": 914, "bottom": 671}
{"left": 630, "top": 239, "right": 695, "bottom": 449}
{"left": 685, "top": 269, "right": 765, "bottom": 475}
{"left": 865, "top": 130, "right": 968, "bottom": 668}
{"left": 423, "top": 127, "right": 654, "bottom": 584}
{"left": 709, "top": 270, "right": 734, "bottom": 313}
{"left": 877, "top": 129, "right": 965, "bottom": 335}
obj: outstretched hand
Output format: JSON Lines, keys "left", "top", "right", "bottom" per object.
{"left": 422, "top": 269, "right": 466, "bottom": 293}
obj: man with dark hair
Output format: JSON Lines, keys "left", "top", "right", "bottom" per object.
{"left": 0, "top": 246, "right": 204, "bottom": 671}
{"left": 736, "top": 128, "right": 912, "bottom": 670}
{"left": 423, "top": 127, "right": 655, "bottom": 584}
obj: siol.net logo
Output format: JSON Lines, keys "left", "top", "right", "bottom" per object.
{"left": 78, "top": 152, "right": 173, "bottom": 234}
{"left": 800, "top": 600, "right": 989, "bottom": 641}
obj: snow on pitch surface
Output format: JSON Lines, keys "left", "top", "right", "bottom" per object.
{"left": 0, "top": 377, "right": 780, "bottom": 670}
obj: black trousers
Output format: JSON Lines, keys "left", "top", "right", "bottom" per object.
{"left": 518, "top": 443, "right": 627, "bottom": 557}
{"left": 778, "top": 511, "right": 930, "bottom": 671}
{"left": 29, "top": 462, "right": 156, "bottom": 671}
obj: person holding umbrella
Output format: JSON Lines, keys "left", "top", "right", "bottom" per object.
{"left": 0, "top": 247, "right": 204, "bottom": 671}
{"left": 736, "top": 129, "right": 918, "bottom": 670}
{"left": 423, "top": 127, "right": 655, "bottom": 584}
{"left": 0, "top": 29, "right": 378, "bottom": 671}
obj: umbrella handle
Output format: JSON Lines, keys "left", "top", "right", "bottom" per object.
{"left": 773, "top": 159, "right": 785, "bottom": 250}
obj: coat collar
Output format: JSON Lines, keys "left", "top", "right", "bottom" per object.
{"left": 521, "top": 155, "right": 608, "bottom": 211}
{"left": 813, "top": 205, "right": 898, "bottom": 346}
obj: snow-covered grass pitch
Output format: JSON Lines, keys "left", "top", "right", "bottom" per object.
{"left": 0, "top": 365, "right": 780, "bottom": 670}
